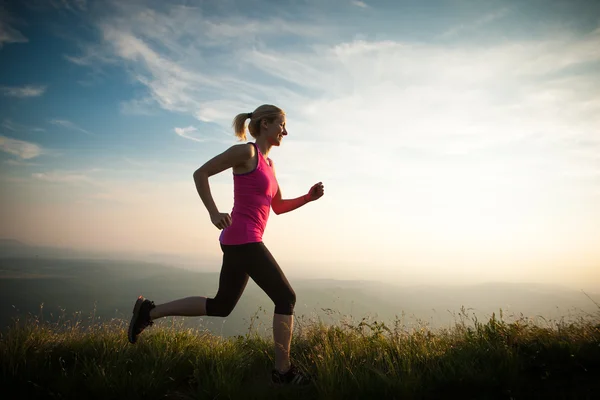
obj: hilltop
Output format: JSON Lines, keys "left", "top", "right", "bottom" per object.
{"left": 1, "top": 309, "right": 599, "bottom": 399}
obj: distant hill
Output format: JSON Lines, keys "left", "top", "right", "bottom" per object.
{"left": 0, "top": 238, "right": 209, "bottom": 268}
{"left": 0, "top": 239, "right": 98, "bottom": 259}
{"left": 0, "top": 238, "right": 29, "bottom": 250}
{"left": 1, "top": 256, "right": 598, "bottom": 337}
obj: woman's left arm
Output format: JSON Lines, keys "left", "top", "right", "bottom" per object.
{"left": 271, "top": 166, "right": 324, "bottom": 215}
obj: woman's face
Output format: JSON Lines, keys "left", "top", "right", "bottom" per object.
{"left": 263, "top": 115, "right": 287, "bottom": 146}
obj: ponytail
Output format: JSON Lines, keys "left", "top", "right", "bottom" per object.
{"left": 232, "top": 113, "right": 251, "bottom": 141}
{"left": 231, "top": 104, "right": 285, "bottom": 141}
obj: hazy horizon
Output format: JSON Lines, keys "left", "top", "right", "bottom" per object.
{"left": 1, "top": 256, "right": 598, "bottom": 339}
{"left": 1, "top": 238, "right": 598, "bottom": 293}
{"left": 1, "top": 1, "right": 599, "bottom": 292}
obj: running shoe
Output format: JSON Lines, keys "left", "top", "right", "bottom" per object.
{"left": 127, "top": 296, "right": 155, "bottom": 344}
{"left": 271, "top": 364, "right": 311, "bottom": 386}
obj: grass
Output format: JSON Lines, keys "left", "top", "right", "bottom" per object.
{"left": 1, "top": 304, "right": 599, "bottom": 400}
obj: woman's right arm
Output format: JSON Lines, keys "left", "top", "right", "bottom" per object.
{"left": 193, "top": 144, "right": 253, "bottom": 229}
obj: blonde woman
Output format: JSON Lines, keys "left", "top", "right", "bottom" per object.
{"left": 128, "top": 104, "right": 324, "bottom": 385}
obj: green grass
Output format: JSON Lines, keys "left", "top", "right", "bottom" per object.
{"left": 1, "top": 305, "right": 599, "bottom": 400}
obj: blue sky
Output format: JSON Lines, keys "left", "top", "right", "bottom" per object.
{"left": 1, "top": 0, "right": 599, "bottom": 290}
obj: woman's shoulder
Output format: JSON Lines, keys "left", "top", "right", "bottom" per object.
{"left": 227, "top": 142, "right": 255, "bottom": 159}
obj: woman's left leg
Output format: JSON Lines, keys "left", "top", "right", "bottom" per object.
{"left": 244, "top": 242, "right": 296, "bottom": 374}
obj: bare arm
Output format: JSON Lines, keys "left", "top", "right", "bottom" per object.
{"left": 271, "top": 189, "right": 310, "bottom": 215}
{"left": 271, "top": 165, "right": 324, "bottom": 215}
{"left": 193, "top": 144, "right": 253, "bottom": 228}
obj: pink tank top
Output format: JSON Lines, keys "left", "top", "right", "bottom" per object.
{"left": 219, "top": 142, "right": 279, "bottom": 245}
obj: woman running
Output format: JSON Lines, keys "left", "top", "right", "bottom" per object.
{"left": 127, "top": 104, "right": 324, "bottom": 385}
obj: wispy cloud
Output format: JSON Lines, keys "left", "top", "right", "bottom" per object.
{"left": 1, "top": 119, "right": 18, "bottom": 132}
{"left": 120, "top": 156, "right": 195, "bottom": 171}
{"left": 101, "top": 27, "right": 216, "bottom": 115}
{"left": 50, "top": 119, "right": 94, "bottom": 135}
{"left": 120, "top": 97, "right": 156, "bottom": 115}
{"left": 49, "top": 0, "right": 87, "bottom": 12}
{"left": 351, "top": 1, "right": 369, "bottom": 8}
{"left": 2, "top": 119, "right": 45, "bottom": 133}
{"left": 66, "top": 2, "right": 335, "bottom": 126}
{"left": 174, "top": 126, "right": 206, "bottom": 143}
{"left": 83, "top": 179, "right": 205, "bottom": 209}
{"left": 0, "top": 85, "right": 46, "bottom": 98}
{"left": 32, "top": 170, "right": 92, "bottom": 184}
{"left": 0, "top": 8, "right": 28, "bottom": 48}
{"left": 560, "top": 168, "right": 600, "bottom": 180}
{"left": 4, "top": 159, "right": 39, "bottom": 167}
{"left": 0, "top": 135, "right": 43, "bottom": 159}
{"left": 122, "top": 157, "right": 149, "bottom": 168}
{"left": 0, "top": 24, "right": 28, "bottom": 47}
{"left": 440, "top": 8, "right": 511, "bottom": 39}
{"left": 63, "top": 36, "right": 118, "bottom": 87}
{"left": 99, "top": 22, "right": 293, "bottom": 124}
{"left": 64, "top": 43, "right": 116, "bottom": 67}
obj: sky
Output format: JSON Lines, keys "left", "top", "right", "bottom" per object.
{"left": 1, "top": 0, "right": 599, "bottom": 291}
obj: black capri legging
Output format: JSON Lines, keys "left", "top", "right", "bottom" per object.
{"left": 205, "top": 242, "right": 296, "bottom": 316}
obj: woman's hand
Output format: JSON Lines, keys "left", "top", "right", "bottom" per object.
{"left": 306, "top": 182, "right": 325, "bottom": 202}
{"left": 210, "top": 212, "right": 232, "bottom": 230}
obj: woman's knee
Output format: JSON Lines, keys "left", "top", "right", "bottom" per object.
{"left": 206, "top": 298, "right": 236, "bottom": 317}
{"left": 274, "top": 289, "right": 296, "bottom": 315}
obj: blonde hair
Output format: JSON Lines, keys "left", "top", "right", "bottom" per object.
{"left": 232, "top": 104, "right": 285, "bottom": 141}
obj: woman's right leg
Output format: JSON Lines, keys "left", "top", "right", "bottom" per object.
{"left": 150, "top": 296, "right": 207, "bottom": 319}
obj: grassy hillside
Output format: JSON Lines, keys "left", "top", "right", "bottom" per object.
{"left": 1, "top": 307, "right": 599, "bottom": 399}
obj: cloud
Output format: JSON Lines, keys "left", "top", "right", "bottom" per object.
{"left": 351, "top": 1, "right": 369, "bottom": 8}
{"left": 64, "top": 42, "right": 117, "bottom": 67}
{"left": 0, "top": 24, "right": 28, "bottom": 47}
{"left": 65, "top": 2, "right": 334, "bottom": 126}
{"left": 50, "top": 119, "right": 94, "bottom": 135}
{"left": 122, "top": 157, "right": 149, "bottom": 168}
{"left": 4, "top": 159, "right": 39, "bottom": 167}
{"left": 49, "top": 0, "right": 87, "bottom": 12}
{"left": 242, "top": 48, "right": 330, "bottom": 92}
{"left": 1, "top": 119, "right": 18, "bottom": 131}
{"left": 0, "top": 135, "right": 43, "bottom": 159}
{"left": 2, "top": 119, "right": 45, "bottom": 133}
{"left": 101, "top": 27, "right": 216, "bottom": 115}
{"left": 99, "top": 22, "right": 294, "bottom": 124}
{"left": 0, "top": 85, "right": 46, "bottom": 98}
{"left": 440, "top": 8, "right": 511, "bottom": 39}
{"left": 120, "top": 96, "right": 157, "bottom": 115}
{"left": 63, "top": 39, "right": 118, "bottom": 87}
{"left": 174, "top": 126, "right": 206, "bottom": 142}
{"left": 119, "top": 156, "right": 199, "bottom": 172}
{"left": 561, "top": 168, "right": 600, "bottom": 180}
{"left": 104, "top": 2, "right": 328, "bottom": 46}
{"left": 32, "top": 171, "right": 92, "bottom": 183}
{"left": 0, "top": 8, "right": 28, "bottom": 48}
